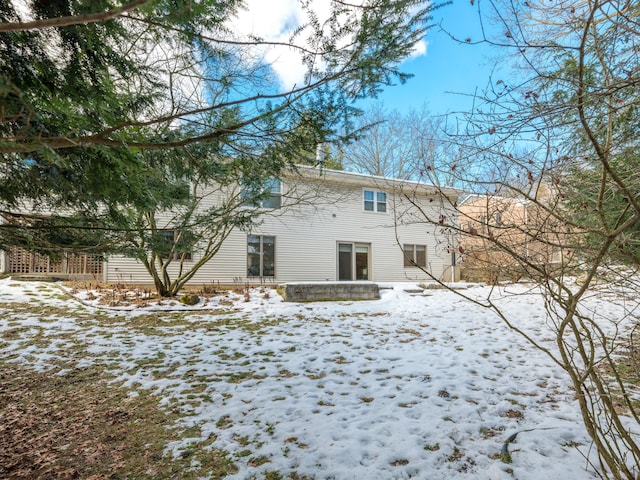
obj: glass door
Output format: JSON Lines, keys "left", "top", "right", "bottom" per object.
{"left": 338, "top": 243, "right": 370, "bottom": 280}
{"left": 338, "top": 243, "right": 353, "bottom": 280}
{"left": 355, "top": 245, "right": 369, "bottom": 280}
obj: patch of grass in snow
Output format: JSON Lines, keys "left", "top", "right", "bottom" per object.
{"left": 506, "top": 398, "right": 527, "bottom": 408}
{"left": 150, "top": 363, "right": 182, "bottom": 380}
{"left": 216, "top": 415, "right": 234, "bottom": 429}
{"left": 1, "top": 326, "right": 31, "bottom": 340}
{"left": 233, "top": 434, "right": 251, "bottom": 447}
{"left": 261, "top": 421, "right": 277, "bottom": 436}
{"left": 501, "top": 409, "right": 525, "bottom": 420}
{"left": 287, "top": 473, "right": 315, "bottom": 480}
{"left": 277, "top": 368, "right": 297, "bottom": 378}
{"left": 247, "top": 455, "right": 271, "bottom": 467}
{"left": 479, "top": 426, "right": 505, "bottom": 439}
{"left": 561, "top": 440, "right": 584, "bottom": 448}
{"left": 509, "top": 390, "right": 538, "bottom": 397}
{"left": 489, "top": 451, "right": 513, "bottom": 464}
{"left": 217, "top": 348, "right": 247, "bottom": 360}
{"left": 0, "top": 303, "right": 84, "bottom": 318}
{"left": 332, "top": 355, "right": 351, "bottom": 364}
{"left": 446, "top": 446, "right": 477, "bottom": 473}
{"left": 396, "top": 328, "right": 420, "bottom": 336}
{"left": 438, "top": 389, "right": 451, "bottom": 398}
{"left": 0, "top": 363, "right": 237, "bottom": 479}
{"left": 224, "top": 370, "right": 267, "bottom": 383}
{"left": 447, "top": 446, "right": 465, "bottom": 462}
{"left": 424, "top": 443, "right": 440, "bottom": 451}
{"left": 265, "top": 470, "right": 310, "bottom": 480}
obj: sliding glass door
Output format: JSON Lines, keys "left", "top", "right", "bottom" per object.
{"left": 338, "top": 243, "right": 370, "bottom": 281}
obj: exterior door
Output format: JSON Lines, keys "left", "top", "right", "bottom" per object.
{"left": 355, "top": 245, "right": 369, "bottom": 280}
{"left": 338, "top": 243, "right": 370, "bottom": 280}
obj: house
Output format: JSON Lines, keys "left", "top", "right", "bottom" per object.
{"left": 2, "top": 166, "right": 461, "bottom": 286}
{"left": 457, "top": 192, "right": 565, "bottom": 282}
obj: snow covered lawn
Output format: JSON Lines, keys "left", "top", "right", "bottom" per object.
{"left": 0, "top": 278, "right": 618, "bottom": 479}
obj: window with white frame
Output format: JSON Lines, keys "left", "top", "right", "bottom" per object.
{"left": 363, "top": 189, "right": 387, "bottom": 212}
{"left": 403, "top": 244, "right": 427, "bottom": 267}
{"left": 247, "top": 235, "right": 275, "bottom": 277}
{"left": 242, "top": 178, "right": 282, "bottom": 209}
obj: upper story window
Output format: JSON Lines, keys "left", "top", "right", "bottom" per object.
{"left": 242, "top": 178, "right": 281, "bottom": 209}
{"left": 363, "top": 189, "right": 387, "bottom": 213}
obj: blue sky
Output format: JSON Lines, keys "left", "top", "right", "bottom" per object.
{"left": 372, "top": 0, "right": 501, "bottom": 116}
{"left": 235, "top": 0, "right": 504, "bottom": 117}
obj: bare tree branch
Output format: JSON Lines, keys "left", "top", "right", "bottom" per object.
{"left": 0, "top": 0, "right": 150, "bottom": 32}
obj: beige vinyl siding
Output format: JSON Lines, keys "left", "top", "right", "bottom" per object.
{"left": 252, "top": 187, "right": 439, "bottom": 283}
{"left": 103, "top": 170, "right": 459, "bottom": 286}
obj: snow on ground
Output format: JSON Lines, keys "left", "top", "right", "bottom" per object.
{"left": 0, "top": 277, "right": 633, "bottom": 479}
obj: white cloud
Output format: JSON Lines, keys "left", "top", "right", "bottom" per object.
{"left": 228, "top": 1, "right": 429, "bottom": 90}
{"left": 411, "top": 39, "right": 429, "bottom": 59}
{"left": 229, "top": 0, "right": 308, "bottom": 89}
{"left": 233, "top": 0, "right": 302, "bottom": 40}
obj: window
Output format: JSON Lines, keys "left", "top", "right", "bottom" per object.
{"left": 338, "top": 242, "right": 370, "bottom": 281}
{"left": 363, "top": 189, "right": 387, "bottom": 212}
{"left": 403, "top": 244, "right": 427, "bottom": 267}
{"left": 243, "top": 178, "right": 281, "bottom": 209}
{"left": 159, "top": 230, "right": 192, "bottom": 261}
{"left": 494, "top": 211, "right": 502, "bottom": 226}
{"left": 247, "top": 235, "right": 275, "bottom": 277}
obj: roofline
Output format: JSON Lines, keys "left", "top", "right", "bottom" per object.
{"left": 291, "top": 164, "right": 463, "bottom": 197}
{"left": 458, "top": 193, "right": 533, "bottom": 207}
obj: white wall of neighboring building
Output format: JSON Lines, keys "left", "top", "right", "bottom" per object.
{"left": 103, "top": 167, "right": 460, "bottom": 286}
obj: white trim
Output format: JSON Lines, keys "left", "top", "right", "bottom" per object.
{"left": 362, "top": 188, "right": 388, "bottom": 214}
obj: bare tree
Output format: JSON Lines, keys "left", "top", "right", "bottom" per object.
{"left": 342, "top": 103, "right": 458, "bottom": 182}
{"left": 404, "top": 0, "right": 640, "bottom": 477}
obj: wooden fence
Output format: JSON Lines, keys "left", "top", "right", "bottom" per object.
{"left": 4, "top": 247, "right": 103, "bottom": 280}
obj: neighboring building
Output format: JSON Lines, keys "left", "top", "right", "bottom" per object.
{"left": 458, "top": 192, "right": 564, "bottom": 282}
{"left": 2, "top": 166, "right": 461, "bottom": 286}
